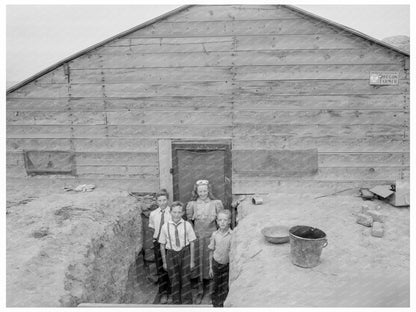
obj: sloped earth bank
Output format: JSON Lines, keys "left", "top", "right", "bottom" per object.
{"left": 226, "top": 193, "right": 409, "bottom": 307}
{"left": 6, "top": 185, "right": 154, "bottom": 307}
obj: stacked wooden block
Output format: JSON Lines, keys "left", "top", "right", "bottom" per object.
{"left": 356, "top": 204, "right": 386, "bottom": 237}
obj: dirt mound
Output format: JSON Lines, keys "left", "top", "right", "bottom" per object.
{"left": 6, "top": 189, "right": 143, "bottom": 307}
{"left": 227, "top": 193, "right": 409, "bottom": 307}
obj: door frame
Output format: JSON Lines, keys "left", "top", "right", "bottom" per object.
{"left": 171, "top": 141, "right": 232, "bottom": 209}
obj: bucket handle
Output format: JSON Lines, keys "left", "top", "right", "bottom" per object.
{"left": 322, "top": 239, "right": 328, "bottom": 248}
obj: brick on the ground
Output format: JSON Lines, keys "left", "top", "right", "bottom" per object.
{"left": 356, "top": 213, "right": 373, "bottom": 227}
{"left": 361, "top": 204, "right": 370, "bottom": 214}
{"left": 366, "top": 210, "right": 385, "bottom": 223}
{"left": 372, "top": 222, "right": 384, "bottom": 237}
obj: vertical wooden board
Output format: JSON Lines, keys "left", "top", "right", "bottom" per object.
{"left": 234, "top": 94, "right": 406, "bottom": 110}
{"left": 158, "top": 139, "right": 173, "bottom": 197}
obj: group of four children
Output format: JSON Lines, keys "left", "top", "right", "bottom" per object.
{"left": 148, "top": 179, "right": 232, "bottom": 307}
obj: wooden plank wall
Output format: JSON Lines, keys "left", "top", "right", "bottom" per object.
{"left": 6, "top": 5, "right": 409, "bottom": 194}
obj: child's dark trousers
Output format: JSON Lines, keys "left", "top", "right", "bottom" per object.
{"left": 166, "top": 246, "right": 193, "bottom": 304}
{"left": 212, "top": 258, "right": 229, "bottom": 307}
{"left": 153, "top": 241, "right": 171, "bottom": 295}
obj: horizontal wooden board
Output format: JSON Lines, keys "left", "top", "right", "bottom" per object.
{"left": 232, "top": 50, "right": 404, "bottom": 66}
{"left": 164, "top": 5, "right": 303, "bottom": 22}
{"left": 66, "top": 49, "right": 404, "bottom": 70}
{"left": 101, "top": 37, "right": 234, "bottom": 53}
{"left": 318, "top": 152, "right": 409, "bottom": 167}
{"left": 233, "top": 124, "right": 406, "bottom": 138}
{"left": 6, "top": 152, "right": 25, "bottom": 166}
{"left": 6, "top": 97, "right": 233, "bottom": 112}
{"left": 6, "top": 111, "right": 106, "bottom": 125}
{"left": 7, "top": 125, "right": 233, "bottom": 139}
{"left": 7, "top": 176, "right": 159, "bottom": 192}
{"left": 6, "top": 165, "right": 29, "bottom": 177}
{"left": 232, "top": 179, "right": 398, "bottom": 194}
{"left": 76, "top": 165, "right": 158, "bottom": 176}
{"left": 75, "top": 152, "right": 158, "bottom": 166}
{"left": 106, "top": 111, "right": 232, "bottom": 125}
{"left": 234, "top": 166, "right": 408, "bottom": 181}
{"left": 232, "top": 136, "right": 409, "bottom": 153}
{"left": 237, "top": 79, "right": 408, "bottom": 96}
{"left": 7, "top": 98, "right": 71, "bottom": 111}
{"left": 236, "top": 34, "right": 372, "bottom": 50}
{"left": 7, "top": 83, "right": 69, "bottom": 98}
{"left": 70, "top": 67, "right": 233, "bottom": 83}
{"left": 234, "top": 94, "right": 406, "bottom": 110}
{"left": 233, "top": 149, "right": 318, "bottom": 176}
{"left": 234, "top": 110, "right": 408, "bottom": 125}
{"left": 234, "top": 64, "right": 406, "bottom": 81}
{"left": 32, "top": 66, "right": 67, "bottom": 84}
{"left": 71, "top": 81, "right": 232, "bottom": 97}
{"left": 7, "top": 138, "right": 157, "bottom": 153}
{"left": 121, "top": 19, "right": 339, "bottom": 38}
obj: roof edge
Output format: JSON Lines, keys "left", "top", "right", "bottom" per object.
{"left": 8, "top": 4, "right": 409, "bottom": 94}
{"left": 285, "top": 5, "right": 409, "bottom": 57}
{"left": 7, "top": 5, "right": 192, "bottom": 94}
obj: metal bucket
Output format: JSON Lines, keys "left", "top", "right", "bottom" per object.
{"left": 289, "top": 225, "right": 328, "bottom": 268}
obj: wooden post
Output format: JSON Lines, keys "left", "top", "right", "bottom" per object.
{"left": 158, "top": 139, "right": 173, "bottom": 198}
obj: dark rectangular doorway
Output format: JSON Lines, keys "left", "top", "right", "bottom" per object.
{"left": 172, "top": 142, "right": 232, "bottom": 210}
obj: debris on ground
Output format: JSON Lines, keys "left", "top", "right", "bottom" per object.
{"left": 64, "top": 184, "right": 96, "bottom": 192}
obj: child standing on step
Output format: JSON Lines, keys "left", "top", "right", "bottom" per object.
{"left": 148, "top": 189, "right": 172, "bottom": 304}
{"left": 208, "top": 209, "right": 233, "bottom": 307}
{"left": 159, "top": 201, "right": 196, "bottom": 304}
{"left": 186, "top": 179, "right": 224, "bottom": 303}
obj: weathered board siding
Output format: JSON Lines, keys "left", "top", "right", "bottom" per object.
{"left": 6, "top": 5, "right": 409, "bottom": 193}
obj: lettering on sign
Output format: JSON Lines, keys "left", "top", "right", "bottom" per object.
{"left": 369, "top": 71, "right": 399, "bottom": 85}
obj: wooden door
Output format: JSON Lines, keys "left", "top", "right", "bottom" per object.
{"left": 172, "top": 142, "right": 232, "bottom": 210}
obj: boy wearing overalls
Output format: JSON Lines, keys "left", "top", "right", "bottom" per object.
{"left": 159, "top": 201, "right": 196, "bottom": 304}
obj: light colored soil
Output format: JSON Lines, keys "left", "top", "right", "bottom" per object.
{"left": 226, "top": 193, "right": 409, "bottom": 307}
{"left": 6, "top": 183, "right": 145, "bottom": 307}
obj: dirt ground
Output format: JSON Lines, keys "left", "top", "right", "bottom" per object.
{"left": 226, "top": 192, "right": 410, "bottom": 307}
{"left": 6, "top": 179, "right": 410, "bottom": 307}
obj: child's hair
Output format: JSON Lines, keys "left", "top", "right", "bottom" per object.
{"left": 171, "top": 201, "right": 184, "bottom": 211}
{"left": 217, "top": 209, "right": 231, "bottom": 220}
{"left": 156, "top": 188, "right": 169, "bottom": 199}
{"left": 190, "top": 180, "right": 216, "bottom": 201}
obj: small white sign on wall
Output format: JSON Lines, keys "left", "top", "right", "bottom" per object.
{"left": 369, "top": 71, "right": 399, "bottom": 85}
